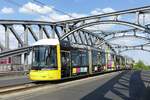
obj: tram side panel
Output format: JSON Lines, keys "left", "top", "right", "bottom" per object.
{"left": 61, "top": 50, "right": 71, "bottom": 78}
{"left": 107, "top": 53, "right": 116, "bottom": 71}
{"left": 71, "top": 49, "right": 89, "bottom": 76}
{"left": 111, "top": 54, "right": 116, "bottom": 71}
{"left": 120, "top": 56, "right": 125, "bottom": 69}
{"left": 92, "top": 50, "right": 101, "bottom": 73}
{"left": 115, "top": 56, "right": 120, "bottom": 70}
{"left": 101, "top": 51, "right": 106, "bottom": 72}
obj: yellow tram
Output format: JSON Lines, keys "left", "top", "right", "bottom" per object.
{"left": 29, "top": 39, "right": 133, "bottom": 81}
{"left": 29, "top": 39, "right": 61, "bottom": 80}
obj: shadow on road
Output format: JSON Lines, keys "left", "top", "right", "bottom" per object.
{"left": 81, "top": 70, "right": 150, "bottom": 100}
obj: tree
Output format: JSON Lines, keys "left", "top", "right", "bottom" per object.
{"left": 133, "top": 60, "right": 150, "bottom": 70}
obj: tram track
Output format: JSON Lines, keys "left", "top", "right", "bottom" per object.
{"left": 0, "top": 82, "right": 52, "bottom": 95}
{"left": 0, "top": 79, "right": 72, "bottom": 95}
{"left": 0, "top": 70, "right": 125, "bottom": 95}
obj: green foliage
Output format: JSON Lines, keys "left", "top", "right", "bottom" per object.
{"left": 133, "top": 60, "right": 150, "bottom": 70}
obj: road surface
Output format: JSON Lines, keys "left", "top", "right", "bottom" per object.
{"left": 1, "top": 70, "right": 150, "bottom": 100}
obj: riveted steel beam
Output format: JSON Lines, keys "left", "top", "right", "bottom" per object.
{"left": 55, "top": 6, "right": 150, "bottom": 24}
{"left": 4, "top": 25, "right": 10, "bottom": 50}
{"left": 23, "top": 25, "right": 28, "bottom": 46}
{"left": 27, "top": 25, "right": 38, "bottom": 41}
{"left": 0, "top": 42, "right": 5, "bottom": 51}
{"left": 119, "top": 48, "right": 150, "bottom": 53}
{"left": 38, "top": 25, "right": 44, "bottom": 39}
{"left": 9, "top": 25, "right": 24, "bottom": 47}
{"left": 42, "top": 26, "right": 50, "bottom": 38}
{"left": 60, "top": 20, "right": 149, "bottom": 40}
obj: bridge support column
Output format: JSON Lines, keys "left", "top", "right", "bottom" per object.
{"left": 24, "top": 53, "right": 28, "bottom": 71}
{"left": 24, "top": 25, "right": 28, "bottom": 46}
{"left": 39, "top": 25, "right": 43, "bottom": 39}
{"left": 88, "top": 48, "right": 92, "bottom": 74}
{"left": 51, "top": 25, "right": 56, "bottom": 38}
{"left": 4, "top": 25, "right": 10, "bottom": 50}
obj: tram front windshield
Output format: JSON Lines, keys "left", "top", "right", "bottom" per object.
{"left": 32, "top": 46, "right": 57, "bottom": 69}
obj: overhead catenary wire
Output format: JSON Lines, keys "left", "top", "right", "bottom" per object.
{"left": 3, "top": 0, "right": 57, "bottom": 21}
{"left": 3, "top": 0, "right": 84, "bottom": 22}
{"left": 32, "top": 0, "right": 76, "bottom": 19}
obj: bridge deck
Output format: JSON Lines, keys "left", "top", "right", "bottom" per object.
{"left": 1, "top": 70, "right": 150, "bottom": 100}
{"left": 0, "top": 75, "right": 32, "bottom": 88}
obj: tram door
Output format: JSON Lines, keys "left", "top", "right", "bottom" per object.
{"left": 61, "top": 51, "right": 71, "bottom": 78}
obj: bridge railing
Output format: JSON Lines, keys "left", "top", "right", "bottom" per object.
{"left": 0, "top": 64, "right": 30, "bottom": 76}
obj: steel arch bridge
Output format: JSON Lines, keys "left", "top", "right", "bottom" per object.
{"left": 0, "top": 6, "right": 150, "bottom": 59}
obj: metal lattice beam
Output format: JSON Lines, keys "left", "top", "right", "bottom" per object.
{"left": 1, "top": 6, "right": 150, "bottom": 56}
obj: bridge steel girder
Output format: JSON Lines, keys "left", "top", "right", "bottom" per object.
{"left": 93, "top": 28, "right": 150, "bottom": 47}
{"left": 95, "top": 28, "right": 139, "bottom": 38}
{"left": 0, "top": 23, "right": 116, "bottom": 55}
{"left": 119, "top": 48, "right": 150, "bottom": 53}
{"left": 0, "top": 42, "right": 5, "bottom": 51}
{"left": 111, "top": 43, "right": 150, "bottom": 53}
{"left": 8, "top": 25, "right": 24, "bottom": 47}
{"left": 60, "top": 20, "right": 150, "bottom": 52}
{"left": 1, "top": 6, "right": 150, "bottom": 57}
{"left": 60, "top": 28, "right": 116, "bottom": 53}
{"left": 54, "top": 6, "right": 150, "bottom": 25}
{"left": 60, "top": 20, "right": 150, "bottom": 40}
{"left": 55, "top": 6, "right": 150, "bottom": 53}
{"left": 96, "top": 35, "right": 150, "bottom": 47}
{"left": 27, "top": 25, "right": 38, "bottom": 41}
{"left": 4, "top": 25, "right": 10, "bottom": 50}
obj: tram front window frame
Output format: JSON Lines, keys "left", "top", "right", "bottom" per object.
{"left": 32, "top": 46, "right": 57, "bottom": 69}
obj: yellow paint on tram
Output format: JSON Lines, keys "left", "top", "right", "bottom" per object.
{"left": 29, "top": 44, "right": 62, "bottom": 81}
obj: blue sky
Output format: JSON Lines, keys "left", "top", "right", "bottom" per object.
{"left": 0, "top": 0, "right": 150, "bottom": 65}
{"left": 0, "top": 0, "right": 150, "bottom": 20}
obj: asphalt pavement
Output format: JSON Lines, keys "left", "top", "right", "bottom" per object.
{"left": 1, "top": 70, "right": 150, "bottom": 100}
{"left": 0, "top": 75, "right": 32, "bottom": 87}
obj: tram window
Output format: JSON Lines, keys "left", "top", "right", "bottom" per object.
{"left": 61, "top": 52, "right": 70, "bottom": 67}
{"left": 32, "top": 47, "right": 45, "bottom": 67}
{"left": 32, "top": 46, "right": 57, "bottom": 68}
{"left": 101, "top": 52, "right": 106, "bottom": 65}
{"left": 97, "top": 52, "right": 101, "bottom": 65}
{"left": 71, "top": 50, "right": 80, "bottom": 66}
{"left": 81, "top": 51, "right": 88, "bottom": 66}
{"left": 45, "top": 46, "right": 57, "bottom": 68}
{"left": 32, "top": 48, "right": 37, "bottom": 66}
{"left": 107, "top": 53, "right": 113, "bottom": 63}
{"left": 92, "top": 51, "right": 101, "bottom": 65}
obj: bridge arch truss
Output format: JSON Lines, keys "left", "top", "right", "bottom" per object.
{"left": 1, "top": 6, "right": 150, "bottom": 57}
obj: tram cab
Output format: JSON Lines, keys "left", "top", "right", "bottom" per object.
{"left": 29, "top": 39, "right": 61, "bottom": 80}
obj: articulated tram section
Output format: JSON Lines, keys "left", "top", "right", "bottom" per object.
{"left": 0, "top": 38, "right": 134, "bottom": 81}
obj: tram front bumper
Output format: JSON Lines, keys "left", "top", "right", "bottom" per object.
{"left": 29, "top": 70, "right": 61, "bottom": 81}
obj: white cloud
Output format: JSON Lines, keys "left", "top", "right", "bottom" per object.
{"left": 90, "top": 7, "right": 120, "bottom": 21}
{"left": 1, "top": 7, "right": 14, "bottom": 14}
{"left": 84, "top": 7, "right": 116, "bottom": 31}
{"left": 19, "top": 1, "right": 117, "bottom": 32}
{"left": 37, "top": 7, "right": 116, "bottom": 31}
{"left": 71, "top": 13, "right": 87, "bottom": 18}
{"left": 91, "top": 8, "right": 102, "bottom": 15}
{"left": 38, "top": 12, "right": 87, "bottom": 22}
{"left": 102, "top": 7, "right": 115, "bottom": 13}
{"left": 91, "top": 7, "right": 115, "bottom": 15}
{"left": 38, "top": 14, "right": 69, "bottom": 22}
{"left": 19, "top": 2, "right": 53, "bottom": 14}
